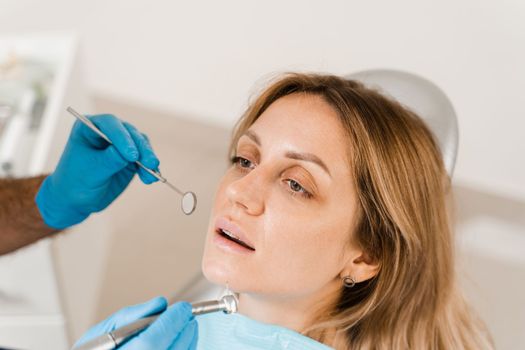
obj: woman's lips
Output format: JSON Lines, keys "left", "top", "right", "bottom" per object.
{"left": 214, "top": 217, "right": 255, "bottom": 249}
{"left": 212, "top": 217, "right": 256, "bottom": 254}
{"left": 218, "top": 228, "right": 255, "bottom": 250}
{"left": 213, "top": 229, "right": 256, "bottom": 254}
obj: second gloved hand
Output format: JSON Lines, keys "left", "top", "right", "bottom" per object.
{"left": 36, "top": 114, "right": 160, "bottom": 229}
{"left": 74, "top": 297, "right": 198, "bottom": 350}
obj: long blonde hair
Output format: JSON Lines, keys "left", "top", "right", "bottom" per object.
{"left": 228, "top": 73, "right": 493, "bottom": 349}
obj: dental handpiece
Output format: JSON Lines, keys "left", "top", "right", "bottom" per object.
{"left": 71, "top": 295, "right": 238, "bottom": 350}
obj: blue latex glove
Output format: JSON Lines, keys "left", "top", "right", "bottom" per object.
{"left": 36, "top": 114, "right": 161, "bottom": 229}
{"left": 74, "top": 297, "right": 198, "bottom": 350}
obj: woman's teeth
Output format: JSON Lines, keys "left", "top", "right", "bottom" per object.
{"left": 222, "top": 229, "right": 236, "bottom": 239}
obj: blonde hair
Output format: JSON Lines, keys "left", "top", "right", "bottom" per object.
{"left": 228, "top": 73, "right": 493, "bottom": 349}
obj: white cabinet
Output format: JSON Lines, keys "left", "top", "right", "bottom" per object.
{"left": 0, "top": 33, "right": 91, "bottom": 350}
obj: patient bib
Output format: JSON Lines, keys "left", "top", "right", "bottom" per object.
{"left": 196, "top": 312, "right": 334, "bottom": 349}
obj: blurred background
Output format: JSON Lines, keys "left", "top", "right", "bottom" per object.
{"left": 0, "top": 1, "right": 523, "bottom": 349}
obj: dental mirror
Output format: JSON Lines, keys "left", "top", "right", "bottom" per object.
{"left": 182, "top": 191, "right": 197, "bottom": 215}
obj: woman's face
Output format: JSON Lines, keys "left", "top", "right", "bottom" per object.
{"left": 202, "top": 93, "right": 360, "bottom": 298}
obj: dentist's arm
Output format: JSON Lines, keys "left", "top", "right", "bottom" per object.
{"left": 0, "top": 175, "right": 56, "bottom": 255}
{"left": 0, "top": 114, "right": 160, "bottom": 255}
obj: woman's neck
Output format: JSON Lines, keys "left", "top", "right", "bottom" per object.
{"left": 237, "top": 279, "right": 340, "bottom": 333}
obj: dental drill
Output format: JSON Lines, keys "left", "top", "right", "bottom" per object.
{"left": 72, "top": 294, "right": 238, "bottom": 350}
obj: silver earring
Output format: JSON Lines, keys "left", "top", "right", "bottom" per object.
{"left": 342, "top": 276, "right": 356, "bottom": 288}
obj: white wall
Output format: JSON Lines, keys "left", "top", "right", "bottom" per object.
{"left": 0, "top": 0, "right": 524, "bottom": 201}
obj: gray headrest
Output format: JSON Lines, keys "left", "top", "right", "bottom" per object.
{"left": 346, "top": 69, "right": 458, "bottom": 177}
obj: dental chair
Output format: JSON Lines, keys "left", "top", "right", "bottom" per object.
{"left": 347, "top": 69, "right": 458, "bottom": 177}
{"left": 172, "top": 69, "right": 459, "bottom": 303}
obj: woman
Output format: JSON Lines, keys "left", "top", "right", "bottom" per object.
{"left": 197, "top": 73, "right": 493, "bottom": 349}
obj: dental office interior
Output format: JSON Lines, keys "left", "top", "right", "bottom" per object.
{"left": 0, "top": 1, "right": 524, "bottom": 349}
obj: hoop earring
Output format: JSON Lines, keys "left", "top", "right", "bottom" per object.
{"left": 342, "top": 276, "right": 356, "bottom": 288}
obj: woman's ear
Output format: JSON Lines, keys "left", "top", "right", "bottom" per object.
{"left": 341, "top": 249, "right": 380, "bottom": 283}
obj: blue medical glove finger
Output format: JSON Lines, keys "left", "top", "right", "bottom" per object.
{"left": 75, "top": 297, "right": 167, "bottom": 346}
{"left": 188, "top": 327, "right": 198, "bottom": 350}
{"left": 168, "top": 320, "right": 198, "bottom": 350}
{"left": 90, "top": 164, "right": 136, "bottom": 211}
{"left": 134, "top": 157, "right": 157, "bottom": 185}
{"left": 93, "top": 145, "right": 130, "bottom": 180}
{"left": 129, "top": 302, "right": 193, "bottom": 349}
{"left": 135, "top": 133, "right": 159, "bottom": 184}
{"left": 109, "top": 296, "right": 167, "bottom": 326}
{"left": 140, "top": 132, "right": 159, "bottom": 169}
{"left": 90, "top": 114, "right": 139, "bottom": 162}
{"left": 98, "top": 297, "right": 167, "bottom": 333}
{"left": 74, "top": 119, "right": 110, "bottom": 149}
{"left": 136, "top": 168, "right": 157, "bottom": 185}
{"left": 123, "top": 122, "right": 160, "bottom": 170}
{"left": 123, "top": 122, "right": 160, "bottom": 184}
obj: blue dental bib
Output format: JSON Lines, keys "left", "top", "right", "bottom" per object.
{"left": 196, "top": 312, "right": 333, "bottom": 349}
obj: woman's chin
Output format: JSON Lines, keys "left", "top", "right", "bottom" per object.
{"left": 202, "top": 259, "right": 245, "bottom": 291}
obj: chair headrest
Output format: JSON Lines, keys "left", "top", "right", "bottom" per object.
{"left": 346, "top": 69, "right": 458, "bottom": 177}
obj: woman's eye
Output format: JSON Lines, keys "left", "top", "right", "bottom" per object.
{"left": 285, "top": 179, "right": 313, "bottom": 199}
{"left": 230, "top": 156, "right": 313, "bottom": 199}
{"left": 230, "top": 156, "right": 254, "bottom": 170}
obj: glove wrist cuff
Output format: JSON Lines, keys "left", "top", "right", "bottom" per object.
{"left": 35, "top": 176, "right": 89, "bottom": 230}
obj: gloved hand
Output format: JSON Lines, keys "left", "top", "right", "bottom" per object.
{"left": 74, "top": 297, "right": 198, "bottom": 350}
{"left": 36, "top": 114, "right": 161, "bottom": 229}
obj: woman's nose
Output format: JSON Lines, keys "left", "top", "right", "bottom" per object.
{"left": 225, "top": 169, "right": 265, "bottom": 216}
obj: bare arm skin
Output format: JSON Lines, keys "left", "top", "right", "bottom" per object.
{"left": 0, "top": 175, "right": 58, "bottom": 255}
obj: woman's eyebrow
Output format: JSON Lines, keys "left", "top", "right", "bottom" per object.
{"left": 243, "top": 129, "right": 261, "bottom": 146}
{"left": 241, "top": 129, "right": 332, "bottom": 178}
{"left": 285, "top": 151, "right": 331, "bottom": 178}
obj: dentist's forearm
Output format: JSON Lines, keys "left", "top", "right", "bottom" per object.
{"left": 0, "top": 175, "right": 58, "bottom": 255}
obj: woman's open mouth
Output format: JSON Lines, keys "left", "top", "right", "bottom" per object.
{"left": 215, "top": 228, "right": 256, "bottom": 252}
